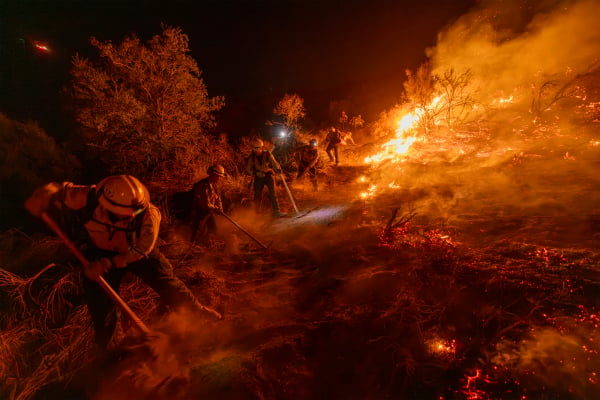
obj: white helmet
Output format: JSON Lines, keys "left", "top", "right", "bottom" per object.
{"left": 96, "top": 175, "right": 149, "bottom": 217}
{"left": 252, "top": 138, "right": 264, "bottom": 149}
{"left": 207, "top": 164, "right": 226, "bottom": 177}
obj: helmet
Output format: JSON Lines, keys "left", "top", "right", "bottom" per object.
{"left": 252, "top": 138, "right": 264, "bottom": 149}
{"left": 96, "top": 175, "right": 149, "bottom": 217}
{"left": 207, "top": 164, "right": 226, "bottom": 177}
{"left": 309, "top": 139, "right": 318, "bottom": 147}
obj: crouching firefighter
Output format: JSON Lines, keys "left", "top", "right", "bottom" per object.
{"left": 190, "top": 164, "right": 226, "bottom": 243}
{"left": 297, "top": 138, "right": 320, "bottom": 191}
{"left": 24, "top": 175, "right": 220, "bottom": 351}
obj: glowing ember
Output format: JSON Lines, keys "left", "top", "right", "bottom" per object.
{"left": 426, "top": 336, "right": 457, "bottom": 359}
{"left": 493, "top": 95, "right": 514, "bottom": 104}
{"left": 360, "top": 184, "right": 377, "bottom": 199}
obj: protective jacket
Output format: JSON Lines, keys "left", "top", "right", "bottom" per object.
{"left": 50, "top": 182, "right": 160, "bottom": 267}
{"left": 326, "top": 130, "right": 342, "bottom": 145}
{"left": 192, "top": 177, "right": 222, "bottom": 213}
{"left": 298, "top": 145, "right": 319, "bottom": 168}
{"left": 245, "top": 150, "right": 282, "bottom": 178}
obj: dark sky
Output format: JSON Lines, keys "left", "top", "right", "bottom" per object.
{"left": 0, "top": 0, "right": 475, "bottom": 138}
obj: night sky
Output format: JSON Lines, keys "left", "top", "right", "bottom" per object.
{"left": 0, "top": 0, "right": 476, "bottom": 139}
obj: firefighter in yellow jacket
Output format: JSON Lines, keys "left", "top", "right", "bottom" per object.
{"left": 245, "top": 138, "right": 286, "bottom": 217}
{"left": 24, "top": 175, "right": 219, "bottom": 351}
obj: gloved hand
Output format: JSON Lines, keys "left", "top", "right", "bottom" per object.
{"left": 111, "top": 254, "right": 128, "bottom": 268}
{"left": 84, "top": 258, "right": 112, "bottom": 280}
{"left": 24, "top": 182, "right": 61, "bottom": 217}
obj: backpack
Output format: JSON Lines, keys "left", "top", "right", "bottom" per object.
{"left": 171, "top": 188, "right": 194, "bottom": 220}
{"left": 328, "top": 130, "right": 342, "bottom": 145}
{"left": 80, "top": 189, "right": 146, "bottom": 244}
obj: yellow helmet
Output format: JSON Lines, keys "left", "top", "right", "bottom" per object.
{"left": 252, "top": 138, "right": 264, "bottom": 149}
{"left": 96, "top": 175, "right": 149, "bottom": 217}
{"left": 207, "top": 164, "right": 226, "bottom": 177}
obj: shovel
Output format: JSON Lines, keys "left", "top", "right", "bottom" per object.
{"left": 40, "top": 212, "right": 151, "bottom": 335}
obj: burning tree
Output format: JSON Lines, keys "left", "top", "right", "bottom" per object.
{"left": 66, "top": 25, "right": 224, "bottom": 194}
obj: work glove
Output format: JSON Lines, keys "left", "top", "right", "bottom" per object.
{"left": 24, "top": 182, "right": 61, "bottom": 217}
{"left": 84, "top": 258, "right": 112, "bottom": 281}
{"left": 111, "top": 254, "right": 128, "bottom": 268}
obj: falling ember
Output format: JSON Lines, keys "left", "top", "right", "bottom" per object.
{"left": 33, "top": 43, "right": 51, "bottom": 52}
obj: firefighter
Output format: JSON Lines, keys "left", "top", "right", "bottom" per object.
{"left": 296, "top": 138, "right": 320, "bottom": 191}
{"left": 245, "top": 138, "right": 286, "bottom": 217}
{"left": 325, "top": 127, "right": 342, "bottom": 165}
{"left": 190, "top": 164, "right": 225, "bottom": 243}
{"left": 24, "top": 175, "right": 219, "bottom": 351}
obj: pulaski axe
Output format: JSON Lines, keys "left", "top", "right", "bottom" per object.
{"left": 40, "top": 211, "right": 152, "bottom": 335}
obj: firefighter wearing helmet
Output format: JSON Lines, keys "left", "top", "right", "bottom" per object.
{"left": 190, "top": 164, "right": 226, "bottom": 243}
{"left": 245, "top": 138, "right": 286, "bottom": 217}
{"left": 24, "top": 175, "right": 220, "bottom": 351}
{"left": 296, "top": 138, "right": 320, "bottom": 191}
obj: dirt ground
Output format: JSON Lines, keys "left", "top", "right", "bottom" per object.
{"left": 3, "top": 146, "right": 600, "bottom": 400}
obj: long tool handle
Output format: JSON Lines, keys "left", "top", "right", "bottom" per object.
{"left": 279, "top": 173, "right": 299, "bottom": 214}
{"left": 219, "top": 212, "right": 269, "bottom": 249}
{"left": 41, "top": 212, "right": 151, "bottom": 335}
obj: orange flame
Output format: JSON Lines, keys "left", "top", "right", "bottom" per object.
{"left": 364, "top": 95, "right": 446, "bottom": 165}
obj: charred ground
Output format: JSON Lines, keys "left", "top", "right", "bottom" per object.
{"left": 2, "top": 136, "right": 600, "bottom": 399}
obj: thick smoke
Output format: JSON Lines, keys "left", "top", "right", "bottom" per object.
{"left": 361, "top": 0, "right": 600, "bottom": 224}
{"left": 427, "top": 0, "right": 600, "bottom": 102}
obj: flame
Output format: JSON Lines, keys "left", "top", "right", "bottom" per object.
{"left": 493, "top": 95, "right": 514, "bottom": 105}
{"left": 364, "top": 95, "right": 447, "bottom": 165}
{"left": 363, "top": 112, "right": 419, "bottom": 164}
{"left": 360, "top": 184, "right": 377, "bottom": 199}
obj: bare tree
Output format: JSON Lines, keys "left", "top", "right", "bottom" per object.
{"left": 529, "top": 64, "right": 598, "bottom": 122}
{"left": 273, "top": 93, "right": 306, "bottom": 132}
{"left": 434, "top": 68, "right": 476, "bottom": 128}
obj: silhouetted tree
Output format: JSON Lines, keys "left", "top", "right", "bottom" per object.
{"left": 66, "top": 25, "right": 224, "bottom": 194}
{"left": 273, "top": 93, "right": 305, "bottom": 132}
{"left": 271, "top": 93, "right": 307, "bottom": 169}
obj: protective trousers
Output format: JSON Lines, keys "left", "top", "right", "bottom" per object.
{"left": 297, "top": 164, "right": 318, "bottom": 191}
{"left": 83, "top": 248, "right": 200, "bottom": 350}
{"left": 326, "top": 143, "right": 339, "bottom": 165}
{"left": 253, "top": 175, "right": 280, "bottom": 214}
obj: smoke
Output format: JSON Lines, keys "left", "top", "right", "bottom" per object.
{"left": 427, "top": 0, "right": 600, "bottom": 102}
{"left": 492, "top": 326, "right": 600, "bottom": 397}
